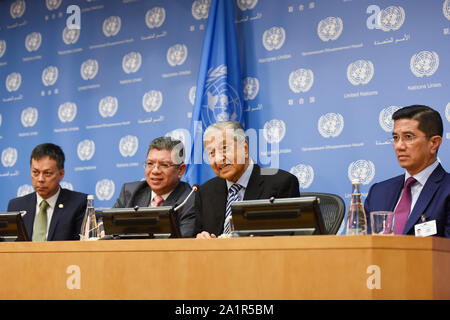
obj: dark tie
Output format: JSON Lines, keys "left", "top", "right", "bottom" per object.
{"left": 394, "top": 177, "right": 417, "bottom": 235}
{"left": 33, "top": 200, "right": 49, "bottom": 242}
{"left": 224, "top": 184, "right": 242, "bottom": 234}
{"left": 152, "top": 195, "right": 164, "bottom": 207}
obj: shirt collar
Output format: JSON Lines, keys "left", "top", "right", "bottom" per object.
{"left": 226, "top": 159, "right": 254, "bottom": 190}
{"left": 151, "top": 190, "right": 172, "bottom": 202}
{"left": 36, "top": 187, "right": 61, "bottom": 209}
{"left": 404, "top": 160, "right": 439, "bottom": 187}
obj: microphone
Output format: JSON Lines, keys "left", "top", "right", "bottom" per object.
{"left": 174, "top": 184, "right": 199, "bottom": 212}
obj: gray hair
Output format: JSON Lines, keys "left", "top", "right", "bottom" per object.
{"left": 147, "top": 136, "right": 185, "bottom": 164}
{"left": 203, "top": 121, "right": 246, "bottom": 144}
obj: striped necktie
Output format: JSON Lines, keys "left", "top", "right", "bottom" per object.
{"left": 224, "top": 184, "right": 242, "bottom": 234}
{"left": 33, "top": 199, "right": 49, "bottom": 242}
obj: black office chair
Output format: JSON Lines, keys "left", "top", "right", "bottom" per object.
{"left": 301, "top": 192, "right": 346, "bottom": 235}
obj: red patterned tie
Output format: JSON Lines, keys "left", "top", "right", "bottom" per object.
{"left": 152, "top": 195, "right": 164, "bottom": 207}
{"left": 394, "top": 177, "right": 416, "bottom": 235}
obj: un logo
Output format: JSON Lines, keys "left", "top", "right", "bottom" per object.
{"left": 289, "top": 68, "right": 314, "bottom": 93}
{"left": 46, "top": 0, "right": 62, "bottom": 10}
{"left": 348, "top": 160, "right": 375, "bottom": 185}
{"left": 21, "top": 107, "right": 38, "bottom": 128}
{"left": 17, "top": 184, "right": 34, "bottom": 197}
{"left": 262, "top": 27, "right": 286, "bottom": 51}
{"left": 62, "top": 27, "right": 80, "bottom": 45}
{"left": 142, "top": 90, "right": 163, "bottom": 112}
{"left": 77, "top": 139, "right": 95, "bottom": 161}
{"left": 119, "top": 135, "right": 139, "bottom": 157}
{"left": 263, "top": 119, "right": 286, "bottom": 143}
{"left": 201, "top": 65, "right": 242, "bottom": 125}
{"left": 146, "top": 7, "right": 166, "bottom": 29}
{"left": 103, "top": 16, "right": 121, "bottom": 37}
{"left": 80, "top": 59, "right": 99, "bottom": 80}
{"left": 122, "top": 51, "right": 142, "bottom": 74}
{"left": 378, "top": 6, "right": 405, "bottom": 31}
{"left": 445, "top": 102, "right": 450, "bottom": 123}
{"left": 290, "top": 164, "right": 314, "bottom": 189}
{"left": 192, "top": 0, "right": 211, "bottom": 20}
{"left": 1, "top": 147, "right": 18, "bottom": 168}
{"left": 237, "top": 0, "right": 258, "bottom": 11}
{"left": 95, "top": 179, "right": 115, "bottom": 201}
{"left": 167, "top": 44, "right": 188, "bottom": 67}
{"left": 445, "top": 0, "right": 450, "bottom": 20}
{"left": 10, "top": 0, "right": 26, "bottom": 19}
{"left": 410, "top": 50, "right": 439, "bottom": 78}
{"left": 379, "top": 106, "right": 400, "bottom": 132}
{"left": 58, "top": 102, "right": 77, "bottom": 123}
{"left": 347, "top": 59, "right": 374, "bottom": 85}
{"left": 99, "top": 96, "right": 118, "bottom": 118}
{"left": 5, "top": 72, "right": 22, "bottom": 92}
{"left": 243, "top": 77, "right": 259, "bottom": 101}
{"left": 189, "top": 86, "right": 196, "bottom": 106}
{"left": 25, "top": 32, "right": 42, "bottom": 52}
{"left": 0, "top": 40, "right": 6, "bottom": 59}
{"left": 317, "top": 17, "right": 343, "bottom": 41}
{"left": 318, "top": 113, "right": 344, "bottom": 138}
{"left": 60, "top": 181, "right": 74, "bottom": 191}
{"left": 42, "top": 66, "right": 59, "bottom": 87}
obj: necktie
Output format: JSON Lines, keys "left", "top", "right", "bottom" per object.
{"left": 152, "top": 195, "right": 164, "bottom": 207}
{"left": 224, "top": 184, "right": 242, "bottom": 234}
{"left": 33, "top": 200, "right": 49, "bottom": 242}
{"left": 394, "top": 177, "right": 417, "bottom": 235}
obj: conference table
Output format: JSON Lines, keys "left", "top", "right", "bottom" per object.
{"left": 0, "top": 235, "right": 448, "bottom": 300}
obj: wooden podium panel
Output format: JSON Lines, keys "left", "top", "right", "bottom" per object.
{"left": 0, "top": 235, "right": 448, "bottom": 300}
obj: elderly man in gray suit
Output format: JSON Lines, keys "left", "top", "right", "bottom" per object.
{"left": 113, "top": 137, "right": 195, "bottom": 237}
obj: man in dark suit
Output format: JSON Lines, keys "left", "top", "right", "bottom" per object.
{"left": 364, "top": 105, "right": 449, "bottom": 237}
{"left": 8, "top": 143, "right": 87, "bottom": 241}
{"left": 195, "top": 121, "right": 300, "bottom": 238}
{"left": 113, "top": 137, "right": 196, "bottom": 238}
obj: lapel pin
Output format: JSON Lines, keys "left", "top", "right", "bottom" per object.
{"left": 58, "top": 204, "right": 64, "bottom": 209}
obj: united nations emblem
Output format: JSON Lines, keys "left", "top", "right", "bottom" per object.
{"left": 25, "top": 32, "right": 42, "bottom": 52}
{"left": 5, "top": 72, "right": 22, "bottom": 92}
{"left": 21, "top": 107, "right": 38, "bottom": 127}
{"left": 410, "top": 50, "right": 439, "bottom": 78}
{"left": 379, "top": 106, "right": 400, "bottom": 132}
{"left": 10, "top": 0, "right": 26, "bottom": 19}
{"left": 77, "top": 139, "right": 95, "bottom": 161}
{"left": 317, "top": 17, "right": 343, "bottom": 41}
{"left": 318, "top": 113, "right": 344, "bottom": 138}
{"left": 17, "top": 184, "right": 34, "bottom": 197}
{"left": 445, "top": 102, "right": 450, "bottom": 123}
{"left": 262, "top": 26, "right": 286, "bottom": 51}
{"left": 80, "top": 59, "right": 99, "bottom": 80}
{"left": 1, "top": 147, "right": 18, "bottom": 168}
{"left": 201, "top": 65, "right": 242, "bottom": 125}
{"left": 46, "top": 0, "right": 62, "bottom": 11}
{"left": 60, "top": 181, "right": 73, "bottom": 191}
{"left": 167, "top": 44, "right": 188, "bottom": 67}
{"left": 348, "top": 160, "right": 375, "bottom": 185}
{"left": 58, "top": 102, "right": 77, "bottom": 123}
{"left": 0, "top": 40, "right": 6, "bottom": 59}
{"left": 41, "top": 66, "right": 59, "bottom": 87}
{"left": 192, "top": 0, "right": 211, "bottom": 20}
{"left": 237, "top": 0, "right": 258, "bottom": 11}
{"left": 62, "top": 27, "right": 80, "bottom": 45}
{"left": 119, "top": 135, "right": 139, "bottom": 157}
{"left": 99, "top": 96, "right": 118, "bottom": 118}
{"left": 146, "top": 7, "right": 166, "bottom": 29}
{"left": 377, "top": 6, "right": 405, "bottom": 31}
{"left": 122, "top": 51, "right": 142, "bottom": 74}
{"left": 103, "top": 16, "right": 122, "bottom": 37}
{"left": 142, "top": 90, "right": 163, "bottom": 112}
{"left": 242, "top": 77, "right": 259, "bottom": 101}
{"left": 95, "top": 179, "right": 115, "bottom": 201}
{"left": 263, "top": 119, "right": 286, "bottom": 143}
{"left": 290, "top": 164, "right": 314, "bottom": 189}
{"left": 189, "top": 86, "right": 196, "bottom": 105}
{"left": 444, "top": 0, "right": 450, "bottom": 20}
{"left": 347, "top": 59, "right": 374, "bottom": 85}
{"left": 288, "top": 68, "right": 314, "bottom": 93}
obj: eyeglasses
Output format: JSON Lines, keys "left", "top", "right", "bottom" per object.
{"left": 389, "top": 134, "right": 427, "bottom": 145}
{"left": 143, "top": 161, "right": 181, "bottom": 170}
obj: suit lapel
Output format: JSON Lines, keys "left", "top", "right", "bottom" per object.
{"left": 163, "top": 182, "right": 186, "bottom": 206}
{"left": 215, "top": 179, "right": 228, "bottom": 228}
{"left": 47, "top": 189, "right": 67, "bottom": 240}
{"left": 243, "top": 165, "right": 263, "bottom": 200}
{"left": 386, "top": 175, "right": 405, "bottom": 212}
{"left": 134, "top": 182, "right": 152, "bottom": 207}
{"left": 22, "top": 193, "right": 37, "bottom": 239}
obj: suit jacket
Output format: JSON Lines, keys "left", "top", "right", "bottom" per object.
{"left": 194, "top": 164, "right": 300, "bottom": 236}
{"left": 113, "top": 180, "right": 196, "bottom": 238}
{"left": 364, "top": 163, "right": 450, "bottom": 238}
{"left": 7, "top": 188, "right": 87, "bottom": 241}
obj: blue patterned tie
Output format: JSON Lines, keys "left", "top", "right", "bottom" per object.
{"left": 224, "top": 184, "right": 242, "bottom": 234}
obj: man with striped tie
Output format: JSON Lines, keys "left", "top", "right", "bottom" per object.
{"left": 194, "top": 121, "right": 300, "bottom": 239}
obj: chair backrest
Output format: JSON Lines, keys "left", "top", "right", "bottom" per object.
{"left": 301, "top": 192, "right": 346, "bottom": 235}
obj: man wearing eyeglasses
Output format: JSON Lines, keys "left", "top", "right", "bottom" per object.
{"left": 364, "top": 105, "right": 449, "bottom": 238}
{"left": 113, "top": 137, "right": 196, "bottom": 237}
